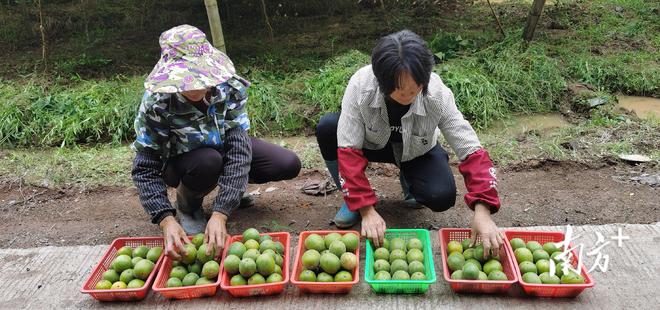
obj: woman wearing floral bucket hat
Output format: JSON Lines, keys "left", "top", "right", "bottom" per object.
{"left": 131, "top": 25, "right": 301, "bottom": 260}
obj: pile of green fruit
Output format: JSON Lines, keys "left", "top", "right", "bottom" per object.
{"left": 298, "top": 232, "right": 359, "bottom": 282}
{"left": 223, "top": 228, "right": 286, "bottom": 286}
{"left": 95, "top": 245, "right": 162, "bottom": 289}
{"left": 165, "top": 233, "right": 221, "bottom": 287}
{"left": 446, "top": 239, "right": 508, "bottom": 281}
{"left": 510, "top": 238, "right": 585, "bottom": 284}
{"left": 371, "top": 237, "right": 427, "bottom": 281}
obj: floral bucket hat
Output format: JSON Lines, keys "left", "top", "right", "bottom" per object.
{"left": 144, "top": 24, "right": 246, "bottom": 93}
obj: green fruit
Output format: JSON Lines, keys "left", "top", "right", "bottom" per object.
{"left": 95, "top": 280, "right": 112, "bottom": 290}
{"left": 536, "top": 259, "right": 550, "bottom": 274}
{"left": 228, "top": 242, "right": 247, "bottom": 258}
{"left": 335, "top": 270, "right": 353, "bottom": 282}
{"left": 133, "top": 259, "right": 155, "bottom": 280}
{"left": 248, "top": 273, "right": 266, "bottom": 285}
{"left": 133, "top": 246, "right": 149, "bottom": 259}
{"left": 131, "top": 257, "right": 143, "bottom": 267}
{"left": 320, "top": 252, "right": 341, "bottom": 275}
{"left": 561, "top": 271, "right": 585, "bottom": 284}
{"left": 539, "top": 272, "right": 560, "bottom": 284}
{"left": 223, "top": 254, "right": 241, "bottom": 275}
{"left": 259, "top": 239, "right": 277, "bottom": 252}
{"left": 274, "top": 241, "right": 285, "bottom": 255}
{"left": 411, "top": 272, "right": 426, "bottom": 280}
{"left": 202, "top": 260, "right": 220, "bottom": 279}
{"left": 166, "top": 277, "right": 183, "bottom": 287}
{"left": 181, "top": 244, "right": 197, "bottom": 265}
{"left": 262, "top": 249, "right": 277, "bottom": 260}
{"left": 408, "top": 261, "right": 425, "bottom": 274}
{"left": 243, "top": 248, "right": 260, "bottom": 261}
{"left": 274, "top": 264, "right": 282, "bottom": 275}
{"left": 340, "top": 252, "right": 358, "bottom": 271}
{"left": 555, "top": 262, "right": 565, "bottom": 277}
{"left": 302, "top": 249, "right": 321, "bottom": 269}
{"left": 461, "top": 238, "right": 472, "bottom": 250}
{"left": 533, "top": 249, "right": 550, "bottom": 263}
{"left": 329, "top": 240, "right": 347, "bottom": 257}
{"left": 182, "top": 273, "right": 200, "bottom": 286}
{"left": 407, "top": 238, "right": 423, "bottom": 251}
{"left": 191, "top": 233, "right": 205, "bottom": 249}
{"left": 188, "top": 262, "right": 202, "bottom": 275}
{"left": 478, "top": 271, "right": 488, "bottom": 280}
{"left": 146, "top": 246, "right": 162, "bottom": 263}
{"left": 390, "top": 259, "right": 408, "bottom": 274}
{"left": 550, "top": 251, "right": 564, "bottom": 263}
{"left": 244, "top": 239, "right": 260, "bottom": 251}
{"left": 127, "top": 279, "right": 145, "bottom": 288}
{"left": 514, "top": 247, "right": 533, "bottom": 264}
{"left": 112, "top": 255, "right": 133, "bottom": 273}
{"left": 117, "top": 246, "right": 133, "bottom": 257}
{"left": 389, "top": 238, "right": 407, "bottom": 252}
{"left": 256, "top": 254, "right": 275, "bottom": 276}
{"left": 171, "top": 260, "right": 182, "bottom": 267}
{"left": 389, "top": 249, "right": 407, "bottom": 262}
{"left": 111, "top": 281, "right": 127, "bottom": 289}
{"left": 483, "top": 259, "right": 503, "bottom": 275}
{"left": 243, "top": 228, "right": 260, "bottom": 242}
{"left": 374, "top": 247, "right": 389, "bottom": 261}
{"left": 266, "top": 273, "right": 282, "bottom": 283}
{"left": 239, "top": 258, "right": 257, "bottom": 278}
{"left": 374, "top": 270, "right": 391, "bottom": 280}
{"left": 450, "top": 270, "right": 463, "bottom": 280}
{"left": 274, "top": 253, "right": 283, "bottom": 267}
{"left": 447, "top": 241, "right": 463, "bottom": 254}
{"left": 317, "top": 272, "right": 334, "bottom": 282}
{"left": 324, "top": 233, "right": 343, "bottom": 249}
{"left": 392, "top": 270, "right": 410, "bottom": 280}
{"left": 406, "top": 248, "right": 424, "bottom": 263}
{"left": 488, "top": 270, "right": 508, "bottom": 281}
{"left": 447, "top": 252, "right": 465, "bottom": 272}
{"left": 526, "top": 241, "right": 543, "bottom": 253}
{"left": 474, "top": 244, "right": 486, "bottom": 262}
{"left": 373, "top": 259, "right": 390, "bottom": 273}
{"left": 259, "top": 234, "right": 272, "bottom": 244}
{"left": 299, "top": 269, "right": 317, "bottom": 282}
{"left": 465, "top": 258, "right": 482, "bottom": 271}
{"left": 305, "top": 234, "right": 326, "bottom": 252}
{"left": 196, "top": 277, "right": 215, "bottom": 285}
{"left": 543, "top": 242, "right": 560, "bottom": 255}
{"left": 522, "top": 272, "right": 542, "bottom": 284}
{"left": 119, "top": 269, "right": 135, "bottom": 283}
{"left": 230, "top": 274, "right": 247, "bottom": 286}
{"left": 196, "top": 244, "right": 215, "bottom": 264}
{"left": 519, "top": 261, "right": 538, "bottom": 275}
{"left": 382, "top": 238, "right": 390, "bottom": 250}
{"left": 170, "top": 266, "right": 188, "bottom": 280}
{"left": 341, "top": 233, "right": 359, "bottom": 252}
{"left": 462, "top": 263, "right": 480, "bottom": 280}
{"left": 509, "top": 238, "right": 526, "bottom": 250}
{"left": 102, "top": 269, "right": 120, "bottom": 283}
{"left": 463, "top": 248, "right": 476, "bottom": 261}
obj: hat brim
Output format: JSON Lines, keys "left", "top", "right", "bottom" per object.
{"left": 144, "top": 50, "right": 236, "bottom": 93}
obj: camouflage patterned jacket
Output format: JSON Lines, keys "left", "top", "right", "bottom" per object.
{"left": 131, "top": 78, "right": 252, "bottom": 224}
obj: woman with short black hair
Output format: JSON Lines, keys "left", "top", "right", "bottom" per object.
{"left": 316, "top": 29, "right": 504, "bottom": 258}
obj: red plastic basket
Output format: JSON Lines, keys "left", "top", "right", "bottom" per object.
{"left": 80, "top": 237, "right": 165, "bottom": 301}
{"left": 439, "top": 228, "right": 518, "bottom": 294}
{"left": 220, "top": 232, "right": 291, "bottom": 297}
{"left": 504, "top": 230, "right": 595, "bottom": 298}
{"left": 291, "top": 230, "right": 360, "bottom": 293}
{"left": 152, "top": 236, "right": 222, "bottom": 299}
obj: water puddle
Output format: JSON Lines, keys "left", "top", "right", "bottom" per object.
{"left": 617, "top": 96, "right": 660, "bottom": 120}
{"left": 486, "top": 113, "right": 569, "bottom": 135}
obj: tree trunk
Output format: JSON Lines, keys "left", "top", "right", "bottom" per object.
{"left": 259, "top": 0, "right": 274, "bottom": 41}
{"left": 204, "top": 0, "right": 227, "bottom": 53}
{"left": 36, "top": 0, "right": 47, "bottom": 71}
{"left": 523, "top": 0, "right": 546, "bottom": 41}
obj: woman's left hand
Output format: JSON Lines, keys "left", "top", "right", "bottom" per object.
{"left": 470, "top": 203, "right": 505, "bottom": 260}
{"left": 205, "top": 212, "right": 229, "bottom": 260}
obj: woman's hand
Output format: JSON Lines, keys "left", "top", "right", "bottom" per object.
{"left": 159, "top": 215, "right": 191, "bottom": 260}
{"left": 359, "top": 205, "right": 386, "bottom": 247}
{"left": 205, "top": 212, "right": 229, "bottom": 260}
{"left": 470, "top": 203, "right": 505, "bottom": 260}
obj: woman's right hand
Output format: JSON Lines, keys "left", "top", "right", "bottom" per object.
{"left": 159, "top": 215, "right": 191, "bottom": 260}
{"left": 359, "top": 205, "right": 386, "bottom": 248}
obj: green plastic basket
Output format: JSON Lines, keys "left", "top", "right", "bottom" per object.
{"left": 364, "top": 229, "right": 436, "bottom": 294}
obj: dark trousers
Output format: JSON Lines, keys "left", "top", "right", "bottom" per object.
{"left": 316, "top": 112, "right": 456, "bottom": 212}
{"left": 163, "top": 137, "right": 301, "bottom": 191}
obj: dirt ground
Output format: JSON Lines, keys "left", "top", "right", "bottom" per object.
{"left": 0, "top": 158, "right": 657, "bottom": 249}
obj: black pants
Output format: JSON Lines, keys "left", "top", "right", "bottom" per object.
{"left": 316, "top": 112, "right": 456, "bottom": 212}
{"left": 163, "top": 137, "right": 301, "bottom": 191}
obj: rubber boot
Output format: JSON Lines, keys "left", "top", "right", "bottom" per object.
{"left": 325, "top": 160, "right": 361, "bottom": 228}
{"left": 400, "top": 172, "right": 424, "bottom": 209}
{"left": 175, "top": 184, "right": 212, "bottom": 234}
